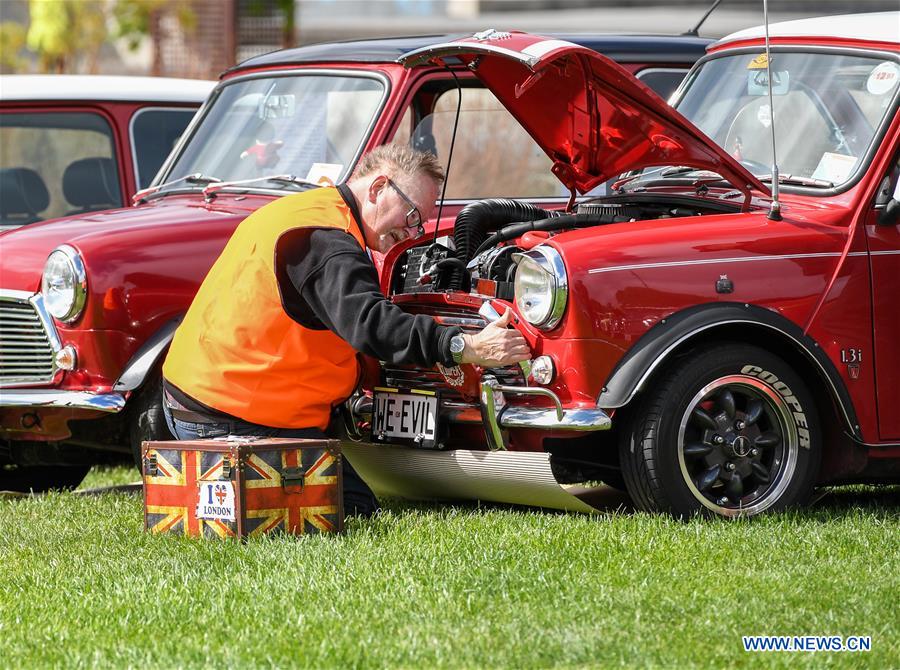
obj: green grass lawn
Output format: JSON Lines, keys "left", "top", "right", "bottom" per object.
{"left": 0, "top": 465, "right": 897, "bottom": 669}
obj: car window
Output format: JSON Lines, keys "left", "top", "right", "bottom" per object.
{"left": 164, "top": 75, "right": 385, "bottom": 190}
{"left": 0, "top": 112, "right": 121, "bottom": 226}
{"left": 635, "top": 68, "right": 690, "bottom": 101}
{"left": 130, "top": 108, "right": 198, "bottom": 190}
{"left": 675, "top": 52, "right": 900, "bottom": 188}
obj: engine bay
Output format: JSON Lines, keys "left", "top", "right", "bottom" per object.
{"left": 392, "top": 194, "right": 741, "bottom": 297}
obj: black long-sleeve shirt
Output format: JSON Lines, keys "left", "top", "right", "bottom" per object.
{"left": 165, "top": 185, "right": 458, "bottom": 419}
{"left": 274, "top": 227, "right": 458, "bottom": 365}
{"left": 273, "top": 185, "right": 458, "bottom": 366}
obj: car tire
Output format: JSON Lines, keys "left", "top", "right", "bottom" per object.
{"left": 619, "top": 343, "right": 821, "bottom": 518}
{"left": 0, "top": 464, "right": 90, "bottom": 493}
{"left": 128, "top": 373, "right": 173, "bottom": 468}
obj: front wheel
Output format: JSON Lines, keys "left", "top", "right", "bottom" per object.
{"left": 128, "top": 372, "right": 173, "bottom": 468}
{"left": 620, "top": 343, "right": 820, "bottom": 518}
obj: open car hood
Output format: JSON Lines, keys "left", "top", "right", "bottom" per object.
{"left": 400, "top": 30, "right": 769, "bottom": 199}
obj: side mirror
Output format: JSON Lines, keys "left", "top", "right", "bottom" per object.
{"left": 878, "top": 177, "right": 900, "bottom": 226}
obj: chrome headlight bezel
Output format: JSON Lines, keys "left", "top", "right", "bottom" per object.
{"left": 41, "top": 244, "right": 87, "bottom": 323}
{"left": 513, "top": 245, "right": 568, "bottom": 330}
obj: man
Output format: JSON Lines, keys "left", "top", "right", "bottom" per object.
{"left": 162, "top": 144, "right": 530, "bottom": 516}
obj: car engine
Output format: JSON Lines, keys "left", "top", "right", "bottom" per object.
{"left": 392, "top": 196, "right": 738, "bottom": 297}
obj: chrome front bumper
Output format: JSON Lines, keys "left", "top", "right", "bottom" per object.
{"left": 479, "top": 376, "right": 611, "bottom": 450}
{"left": 348, "top": 374, "right": 611, "bottom": 451}
{"left": 0, "top": 389, "right": 126, "bottom": 412}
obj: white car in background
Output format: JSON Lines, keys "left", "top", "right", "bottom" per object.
{"left": 0, "top": 75, "right": 213, "bottom": 229}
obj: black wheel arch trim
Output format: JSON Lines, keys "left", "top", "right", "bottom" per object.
{"left": 597, "top": 302, "right": 861, "bottom": 438}
{"left": 112, "top": 316, "right": 183, "bottom": 392}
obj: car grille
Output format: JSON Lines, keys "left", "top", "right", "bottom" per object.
{"left": 0, "top": 294, "right": 57, "bottom": 386}
{"left": 382, "top": 302, "right": 526, "bottom": 400}
{"left": 382, "top": 363, "right": 526, "bottom": 400}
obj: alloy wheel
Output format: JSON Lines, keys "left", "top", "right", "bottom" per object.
{"left": 676, "top": 375, "right": 799, "bottom": 517}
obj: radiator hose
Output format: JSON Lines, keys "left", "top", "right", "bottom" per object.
{"left": 472, "top": 213, "right": 604, "bottom": 257}
{"left": 451, "top": 199, "right": 559, "bottom": 290}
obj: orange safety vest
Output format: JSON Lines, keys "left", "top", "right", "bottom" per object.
{"left": 163, "top": 187, "right": 367, "bottom": 430}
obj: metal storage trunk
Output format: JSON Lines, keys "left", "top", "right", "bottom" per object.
{"left": 142, "top": 436, "right": 343, "bottom": 538}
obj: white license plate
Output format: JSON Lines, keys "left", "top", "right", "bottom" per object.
{"left": 371, "top": 387, "right": 438, "bottom": 447}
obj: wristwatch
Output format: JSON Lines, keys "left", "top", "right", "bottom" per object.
{"left": 449, "top": 334, "right": 466, "bottom": 365}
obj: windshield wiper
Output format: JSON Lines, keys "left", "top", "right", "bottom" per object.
{"left": 202, "top": 174, "right": 321, "bottom": 201}
{"left": 614, "top": 166, "right": 698, "bottom": 191}
{"left": 660, "top": 166, "right": 724, "bottom": 179}
{"left": 622, "top": 170, "right": 728, "bottom": 193}
{"left": 132, "top": 173, "right": 221, "bottom": 204}
{"left": 658, "top": 167, "right": 832, "bottom": 189}
{"left": 265, "top": 175, "right": 321, "bottom": 188}
{"left": 660, "top": 166, "right": 697, "bottom": 177}
{"left": 758, "top": 174, "right": 834, "bottom": 188}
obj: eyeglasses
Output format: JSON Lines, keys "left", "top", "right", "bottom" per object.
{"left": 386, "top": 177, "right": 424, "bottom": 238}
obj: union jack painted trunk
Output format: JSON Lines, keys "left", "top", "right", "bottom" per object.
{"left": 141, "top": 437, "right": 343, "bottom": 539}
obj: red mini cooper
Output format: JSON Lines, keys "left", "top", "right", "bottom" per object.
{"left": 0, "top": 33, "right": 708, "bottom": 492}
{"left": 341, "top": 13, "right": 900, "bottom": 518}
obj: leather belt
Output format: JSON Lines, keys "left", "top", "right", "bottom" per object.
{"left": 164, "top": 389, "right": 224, "bottom": 425}
{"left": 168, "top": 407, "right": 224, "bottom": 424}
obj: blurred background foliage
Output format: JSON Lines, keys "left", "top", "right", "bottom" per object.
{"left": 1, "top": 0, "right": 202, "bottom": 74}
{"left": 0, "top": 0, "right": 300, "bottom": 78}
{"left": 112, "top": 0, "right": 197, "bottom": 75}
{"left": 0, "top": 20, "right": 27, "bottom": 71}
{"left": 26, "top": 0, "right": 112, "bottom": 72}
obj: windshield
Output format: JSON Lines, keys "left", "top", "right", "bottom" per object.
{"left": 160, "top": 74, "right": 385, "bottom": 193}
{"left": 664, "top": 51, "right": 899, "bottom": 190}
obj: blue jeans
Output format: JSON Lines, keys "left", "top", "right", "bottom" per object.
{"left": 163, "top": 404, "right": 379, "bottom": 517}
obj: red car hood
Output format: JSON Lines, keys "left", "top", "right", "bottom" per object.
{"left": 0, "top": 195, "right": 261, "bottom": 291}
{"left": 400, "top": 31, "right": 769, "bottom": 199}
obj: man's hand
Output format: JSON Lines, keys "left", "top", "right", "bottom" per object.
{"left": 460, "top": 308, "right": 531, "bottom": 368}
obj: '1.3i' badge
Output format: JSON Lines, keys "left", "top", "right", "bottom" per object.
{"left": 196, "top": 480, "right": 236, "bottom": 521}
{"left": 841, "top": 348, "right": 862, "bottom": 380}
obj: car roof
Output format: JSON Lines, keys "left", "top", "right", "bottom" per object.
{"left": 716, "top": 11, "right": 900, "bottom": 47}
{"left": 0, "top": 75, "right": 215, "bottom": 103}
{"left": 227, "top": 33, "right": 713, "bottom": 75}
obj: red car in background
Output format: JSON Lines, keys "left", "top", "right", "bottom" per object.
{"left": 344, "top": 14, "right": 900, "bottom": 518}
{"left": 0, "top": 33, "right": 709, "bottom": 492}
{"left": 0, "top": 75, "right": 213, "bottom": 229}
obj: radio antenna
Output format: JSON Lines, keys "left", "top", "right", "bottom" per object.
{"left": 683, "top": 0, "right": 722, "bottom": 37}
{"left": 763, "top": 0, "right": 782, "bottom": 221}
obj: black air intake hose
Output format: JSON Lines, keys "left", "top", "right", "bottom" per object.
{"left": 451, "top": 199, "right": 559, "bottom": 290}
{"left": 472, "top": 213, "right": 605, "bottom": 257}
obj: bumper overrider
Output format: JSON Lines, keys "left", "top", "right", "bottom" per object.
{"left": 348, "top": 372, "right": 612, "bottom": 451}
{"left": 478, "top": 375, "right": 611, "bottom": 449}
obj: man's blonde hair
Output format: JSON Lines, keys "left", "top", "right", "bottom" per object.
{"left": 352, "top": 143, "right": 445, "bottom": 187}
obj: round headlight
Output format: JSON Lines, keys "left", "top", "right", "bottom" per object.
{"left": 41, "top": 245, "right": 87, "bottom": 322}
{"left": 513, "top": 246, "right": 567, "bottom": 330}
